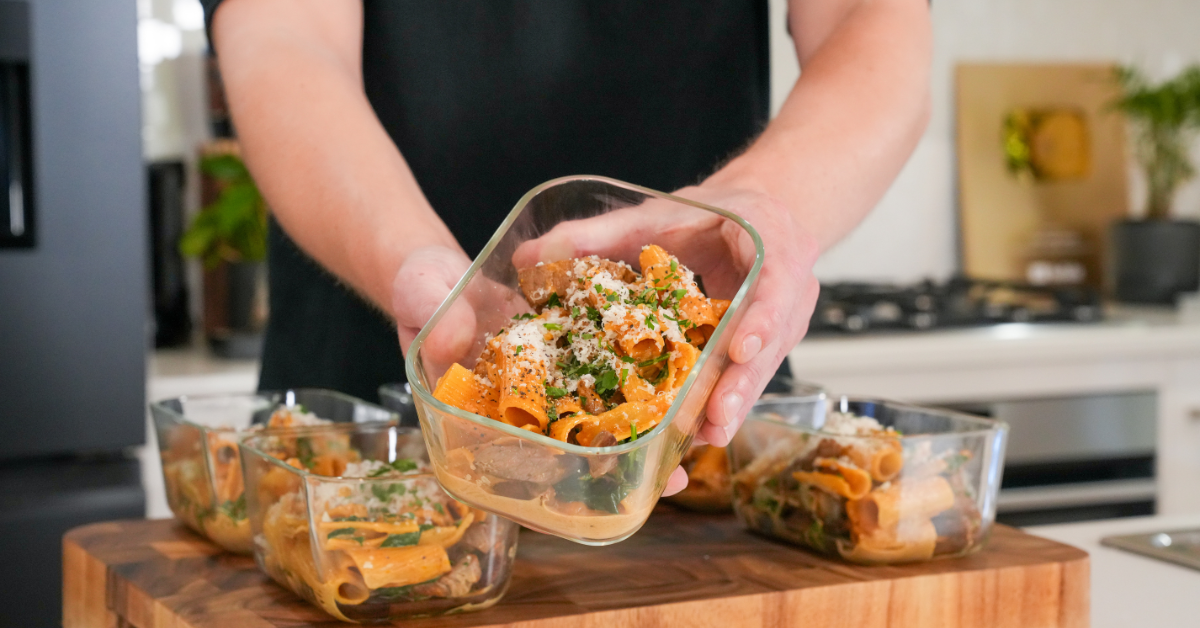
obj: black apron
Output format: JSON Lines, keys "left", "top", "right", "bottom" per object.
{"left": 206, "top": 0, "right": 775, "bottom": 402}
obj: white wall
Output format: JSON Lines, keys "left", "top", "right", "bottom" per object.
{"left": 768, "top": 0, "right": 1200, "bottom": 283}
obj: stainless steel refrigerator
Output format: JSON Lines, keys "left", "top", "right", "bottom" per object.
{"left": 0, "top": 1, "right": 146, "bottom": 625}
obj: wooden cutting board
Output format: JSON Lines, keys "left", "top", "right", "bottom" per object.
{"left": 63, "top": 507, "right": 1088, "bottom": 628}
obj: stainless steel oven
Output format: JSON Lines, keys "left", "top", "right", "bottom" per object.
{"left": 940, "top": 391, "right": 1156, "bottom": 526}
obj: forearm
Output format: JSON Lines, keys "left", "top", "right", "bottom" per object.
{"left": 212, "top": 0, "right": 459, "bottom": 311}
{"left": 707, "top": 0, "right": 932, "bottom": 252}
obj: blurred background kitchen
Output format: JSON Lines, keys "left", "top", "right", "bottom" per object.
{"left": 4, "top": 0, "right": 1200, "bottom": 625}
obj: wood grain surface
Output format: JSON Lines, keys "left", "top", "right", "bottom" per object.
{"left": 63, "top": 507, "right": 1088, "bottom": 628}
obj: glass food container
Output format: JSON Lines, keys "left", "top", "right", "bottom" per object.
{"left": 405, "top": 175, "right": 764, "bottom": 545}
{"left": 729, "top": 396, "right": 1008, "bottom": 565}
{"left": 378, "top": 383, "right": 420, "bottom": 427}
{"left": 150, "top": 389, "right": 396, "bottom": 553}
{"left": 666, "top": 379, "right": 826, "bottom": 513}
{"left": 240, "top": 423, "right": 519, "bottom": 624}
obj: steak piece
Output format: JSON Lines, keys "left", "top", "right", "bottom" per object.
{"left": 586, "top": 431, "right": 619, "bottom": 477}
{"left": 413, "top": 555, "right": 482, "bottom": 598}
{"left": 471, "top": 437, "right": 567, "bottom": 485}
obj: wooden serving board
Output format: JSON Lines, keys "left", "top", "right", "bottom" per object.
{"left": 63, "top": 508, "right": 1088, "bottom": 628}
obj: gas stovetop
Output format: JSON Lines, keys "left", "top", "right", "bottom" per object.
{"left": 808, "top": 278, "right": 1103, "bottom": 336}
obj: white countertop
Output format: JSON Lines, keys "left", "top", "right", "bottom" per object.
{"left": 789, "top": 305, "right": 1200, "bottom": 378}
{"left": 1028, "top": 514, "right": 1200, "bottom": 628}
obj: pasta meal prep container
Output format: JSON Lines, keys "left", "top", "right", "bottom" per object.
{"left": 150, "top": 389, "right": 396, "bottom": 553}
{"left": 240, "top": 423, "right": 519, "bottom": 624}
{"left": 406, "top": 175, "right": 764, "bottom": 545}
{"left": 729, "top": 396, "right": 1008, "bottom": 565}
{"left": 666, "top": 379, "right": 826, "bottom": 513}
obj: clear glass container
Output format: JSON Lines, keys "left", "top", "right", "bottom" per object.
{"left": 729, "top": 396, "right": 1008, "bottom": 564}
{"left": 150, "top": 389, "right": 396, "bottom": 553}
{"left": 378, "top": 383, "right": 420, "bottom": 427}
{"left": 405, "top": 176, "right": 764, "bottom": 545}
{"left": 240, "top": 423, "right": 519, "bottom": 624}
{"left": 667, "top": 379, "right": 826, "bottom": 512}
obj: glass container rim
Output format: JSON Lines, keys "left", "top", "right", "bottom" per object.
{"left": 149, "top": 387, "right": 399, "bottom": 436}
{"left": 239, "top": 423, "right": 440, "bottom": 484}
{"left": 404, "top": 174, "right": 765, "bottom": 456}
{"left": 747, "top": 395, "right": 1010, "bottom": 442}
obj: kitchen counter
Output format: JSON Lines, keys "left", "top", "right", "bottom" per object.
{"left": 1028, "top": 514, "right": 1200, "bottom": 628}
{"left": 64, "top": 511, "right": 1088, "bottom": 628}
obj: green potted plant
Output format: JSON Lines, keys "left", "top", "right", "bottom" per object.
{"left": 1110, "top": 65, "right": 1200, "bottom": 303}
{"left": 179, "top": 141, "right": 269, "bottom": 357}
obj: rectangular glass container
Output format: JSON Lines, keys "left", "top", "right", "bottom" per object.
{"left": 240, "top": 423, "right": 519, "bottom": 623}
{"left": 150, "top": 389, "right": 396, "bottom": 553}
{"left": 729, "top": 396, "right": 1008, "bottom": 564}
{"left": 666, "top": 379, "right": 827, "bottom": 513}
{"left": 405, "top": 175, "right": 763, "bottom": 545}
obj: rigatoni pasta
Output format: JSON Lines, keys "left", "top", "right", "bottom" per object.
{"left": 244, "top": 428, "right": 519, "bottom": 624}
{"left": 731, "top": 410, "right": 987, "bottom": 565}
{"left": 159, "top": 406, "right": 333, "bottom": 553}
{"left": 430, "top": 246, "right": 730, "bottom": 524}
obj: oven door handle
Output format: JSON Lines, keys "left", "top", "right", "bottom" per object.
{"left": 998, "top": 478, "right": 1156, "bottom": 511}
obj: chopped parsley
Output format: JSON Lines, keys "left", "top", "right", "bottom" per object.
{"left": 651, "top": 363, "right": 671, "bottom": 385}
{"left": 672, "top": 288, "right": 687, "bottom": 300}
{"left": 594, "top": 369, "right": 620, "bottom": 398}
{"left": 371, "top": 482, "right": 408, "bottom": 501}
{"left": 545, "top": 384, "right": 568, "bottom": 398}
{"left": 638, "top": 353, "right": 670, "bottom": 367}
{"left": 571, "top": 306, "right": 580, "bottom": 318}
{"left": 327, "top": 527, "right": 358, "bottom": 540}
{"left": 547, "top": 292, "right": 562, "bottom": 307}
{"left": 512, "top": 312, "right": 536, "bottom": 320}
{"left": 218, "top": 495, "right": 246, "bottom": 521}
{"left": 586, "top": 306, "right": 603, "bottom": 325}
{"left": 296, "top": 437, "right": 315, "bottom": 469}
{"left": 381, "top": 530, "right": 422, "bottom": 547}
{"left": 543, "top": 322, "right": 562, "bottom": 331}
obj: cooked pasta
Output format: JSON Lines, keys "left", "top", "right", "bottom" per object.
{"left": 256, "top": 455, "right": 515, "bottom": 623}
{"left": 732, "top": 412, "right": 984, "bottom": 565}
{"left": 428, "top": 246, "right": 730, "bottom": 524}
{"left": 433, "top": 245, "right": 727, "bottom": 448}
{"left": 160, "top": 406, "right": 333, "bottom": 553}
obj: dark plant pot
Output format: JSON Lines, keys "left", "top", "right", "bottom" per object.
{"left": 203, "top": 261, "right": 266, "bottom": 359}
{"left": 1111, "top": 219, "right": 1200, "bottom": 304}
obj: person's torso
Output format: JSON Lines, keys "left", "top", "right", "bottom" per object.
{"left": 262, "top": 0, "right": 770, "bottom": 399}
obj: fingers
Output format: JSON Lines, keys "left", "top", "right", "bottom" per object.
{"left": 727, "top": 230, "right": 819, "bottom": 365}
{"left": 700, "top": 345, "right": 782, "bottom": 446}
{"left": 511, "top": 207, "right": 665, "bottom": 269}
{"left": 700, "top": 229, "right": 821, "bottom": 446}
{"left": 392, "top": 247, "right": 474, "bottom": 362}
{"left": 660, "top": 465, "right": 689, "bottom": 497}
